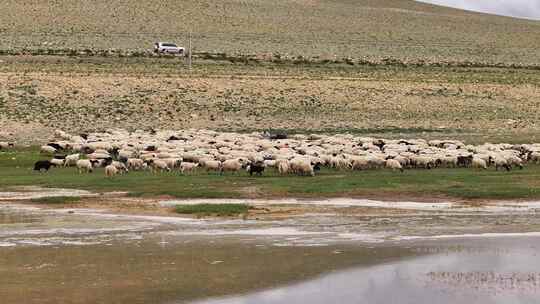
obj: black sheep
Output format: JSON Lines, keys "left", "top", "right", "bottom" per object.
{"left": 145, "top": 145, "right": 157, "bottom": 152}
{"left": 33, "top": 160, "right": 54, "bottom": 172}
{"left": 312, "top": 162, "right": 322, "bottom": 172}
{"left": 457, "top": 155, "right": 473, "bottom": 168}
{"left": 47, "top": 143, "right": 63, "bottom": 151}
{"left": 248, "top": 163, "right": 265, "bottom": 176}
{"left": 109, "top": 148, "right": 120, "bottom": 160}
{"left": 167, "top": 135, "right": 181, "bottom": 142}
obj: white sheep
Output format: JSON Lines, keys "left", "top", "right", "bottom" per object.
{"left": 494, "top": 157, "right": 511, "bottom": 171}
{"left": 263, "top": 160, "right": 277, "bottom": 168}
{"left": 529, "top": 152, "right": 540, "bottom": 164}
{"left": 50, "top": 158, "right": 65, "bottom": 167}
{"left": 180, "top": 162, "right": 199, "bottom": 174}
{"left": 394, "top": 155, "right": 409, "bottom": 168}
{"left": 385, "top": 159, "right": 404, "bottom": 172}
{"left": 127, "top": 158, "right": 145, "bottom": 170}
{"left": 111, "top": 161, "right": 129, "bottom": 174}
{"left": 64, "top": 154, "right": 80, "bottom": 167}
{"left": 54, "top": 130, "right": 72, "bottom": 141}
{"left": 76, "top": 159, "right": 94, "bottom": 173}
{"left": 202, "top": 160, "right": 222, "bottom": 172}
{"left": 105, "top": 165, "right": 118, "bottom": 177}
{"left": 162, "top": 158, "right": 182, "bottom": 169}
{"left": 506, "top": 155, "right": 524, "bottom": 170}
{"left": 88, "top": 152, "right": 110, "bottom": 160}
{"left": 290, "top": 159, "right": 314, "bottom": 176}
{"left": 148, "top": 159, "right": 171, "bottom": 173}
{"left": 0, "top": 142, "right": 14, "bottom": 149}
{"left": 472, "top": 158, "right": 488, "bottom": 170}
{"left": 40, "top": 145, "right": 57, "bottom": 154}
{"left": 277, "top": 159, "right": 290, "bottom": 175}
{"left": 412, "top": 156, "right": 434, "bottom": 169}
{"left": 221, "top": 158, "right": 246, "bottom": 174}
{"left": 349, "top": 156, "right": 369, "bottom": 170}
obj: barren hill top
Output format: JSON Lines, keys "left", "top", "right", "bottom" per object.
{"left": 1, "top": 0, "right": 539, "bottom": 64}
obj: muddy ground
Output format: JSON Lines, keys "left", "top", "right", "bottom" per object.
{"left": 3, "top": 187, "right": 540, "bottom": 303}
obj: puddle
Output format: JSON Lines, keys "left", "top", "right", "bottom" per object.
{"left": 160, "top": 197, "right": 540, "bottom": 213}
{"left": 0, "top": 186, "right": 96, "bottom": 200}
{"left": 3, "top": 198, "right": 540, "bottom": 303}
{"left": 194, "top": 238, "right": 540, "bottom": 304}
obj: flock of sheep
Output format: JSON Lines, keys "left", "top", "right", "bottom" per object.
{"left": 28, "top": 129, "right": 540, "bottom": 177}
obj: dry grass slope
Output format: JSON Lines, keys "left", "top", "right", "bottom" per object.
{"left": 1, "top": 0, "right": 539, "bottom": 64}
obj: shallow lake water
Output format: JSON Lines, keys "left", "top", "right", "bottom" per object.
{"left": 1, "top": 201, "right": 540, "bottom": 304}
{"left": 195, "top": 238, "right": 540, "bottom": 304}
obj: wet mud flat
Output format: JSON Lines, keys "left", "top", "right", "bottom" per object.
{"left": 0, "top": 205, "right": 415, "bottom": 304}
{"left": 2, "top": 197, "right": 540, "bottom": 304}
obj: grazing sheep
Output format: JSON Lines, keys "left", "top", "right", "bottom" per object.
{"left": 162, "top": 158, "right": 182, "bottom": 170}
{"left": 350, "top": 156, "right": 369, "bottom": 170}
{"left": 247, "top": 162, "right": 265, "bottom": 176}
{"left": 54, "top": 129, "right": 72, "bottom": 141}
{"left": 277, "top": 159, "right": 290, "bottom": 175}
{"left": 529, "top": 152, "right": 540, "bottom": 164}
{"left": 290, "top": 159, "right": 314, "bottom": 176}
{"left": 506, "top": 155, "right": 524, "bottom": 170}
{"left": 105, "top": 165, "right": 119, "bottom": 177}
{"left": 34, "top": 160, "right": 54, "bottom": 172}
{"left": 221, "top": 158, "right": 246, "bottom": 174}
{"left": 0, "top": 142, "right": 14, "bottom": 150}
{"left": 40, "top": 145, "right": 57, "bottom": 154}
{"left": 127, "top": 158, "right": 145, "bottom": 170}
{"left": 111, "top": 161, "right": 129, "bottom": 174}
{"left": 180, "top": 162, "right": 199, "bottom": 174}
{"left": 87, "top": 152, "right": 111, "bottom": 160}
{"left": 47, "top": 143, "right": 64, "bottom": 151}
{"left": 76, "top": 159, "right": 96, "bottom": 173}
{"left": 64, "top": 154, "right": 80, "bottom": 167}
{"left": 385, "top": 159, "right": 404, "bottom": 172}
{"left": 118, "top": 149, "right": 135, "bottom": 160}
{"left": 394, "top": 155, "right": 409, "bottom": 168}
{"left": 263, "top": 159, "right": 277, "bottom": 168}
{"left": 37, "top": 129, "right": 540, "bottom": 180}
{"left": 411, "top": 156, "right": 434, "bottom": 169}
{"left": 202, "top": 160, "right": 222, "bottom": 173}
{"left": 472, "top": 158, "right": 488, "bottom": 170}
{"left": 494, "top": 158, "right": 511, "bottom": 171}
{"left": 50, "top": 158, "right": 65, "bottom": 167}
{"left": 457, "top": 155, "right": 473, "bottom": 168}
{"left": 147, "top": 159, "right": 171, "bottom": 173}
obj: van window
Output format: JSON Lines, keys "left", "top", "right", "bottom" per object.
{"left": 162, "top": 43, "right": 177, "bottom": 47}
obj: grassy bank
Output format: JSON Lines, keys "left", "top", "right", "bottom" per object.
{"left": 1, "top": 149, "right": 540, "bottom": 200}
{"left": 174, "top": 204, "right": 250, "bottom": 216}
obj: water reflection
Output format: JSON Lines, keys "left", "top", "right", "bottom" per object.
{"left": 194, "top": 238, "right": 540, "bottom": 304}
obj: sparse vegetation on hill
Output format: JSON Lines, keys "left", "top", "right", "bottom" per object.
{"left": 0, "top": 57, "right": 539, "bottom": 144}
{"left": 1, "top": 0, "right": 539, "bottom": 65}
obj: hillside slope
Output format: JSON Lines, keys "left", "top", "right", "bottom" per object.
{"left": 1, "top": 0, "right": 539, "bottom": 64}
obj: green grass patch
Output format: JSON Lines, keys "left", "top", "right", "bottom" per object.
{"left": 174, "top": 203, "right": 250, "bottom": 216}
{"left": 3, "top": 149, "right": 540, "bottom": 200}
{"left": 30, "top": 196, "right": 81, "bottom": 204}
